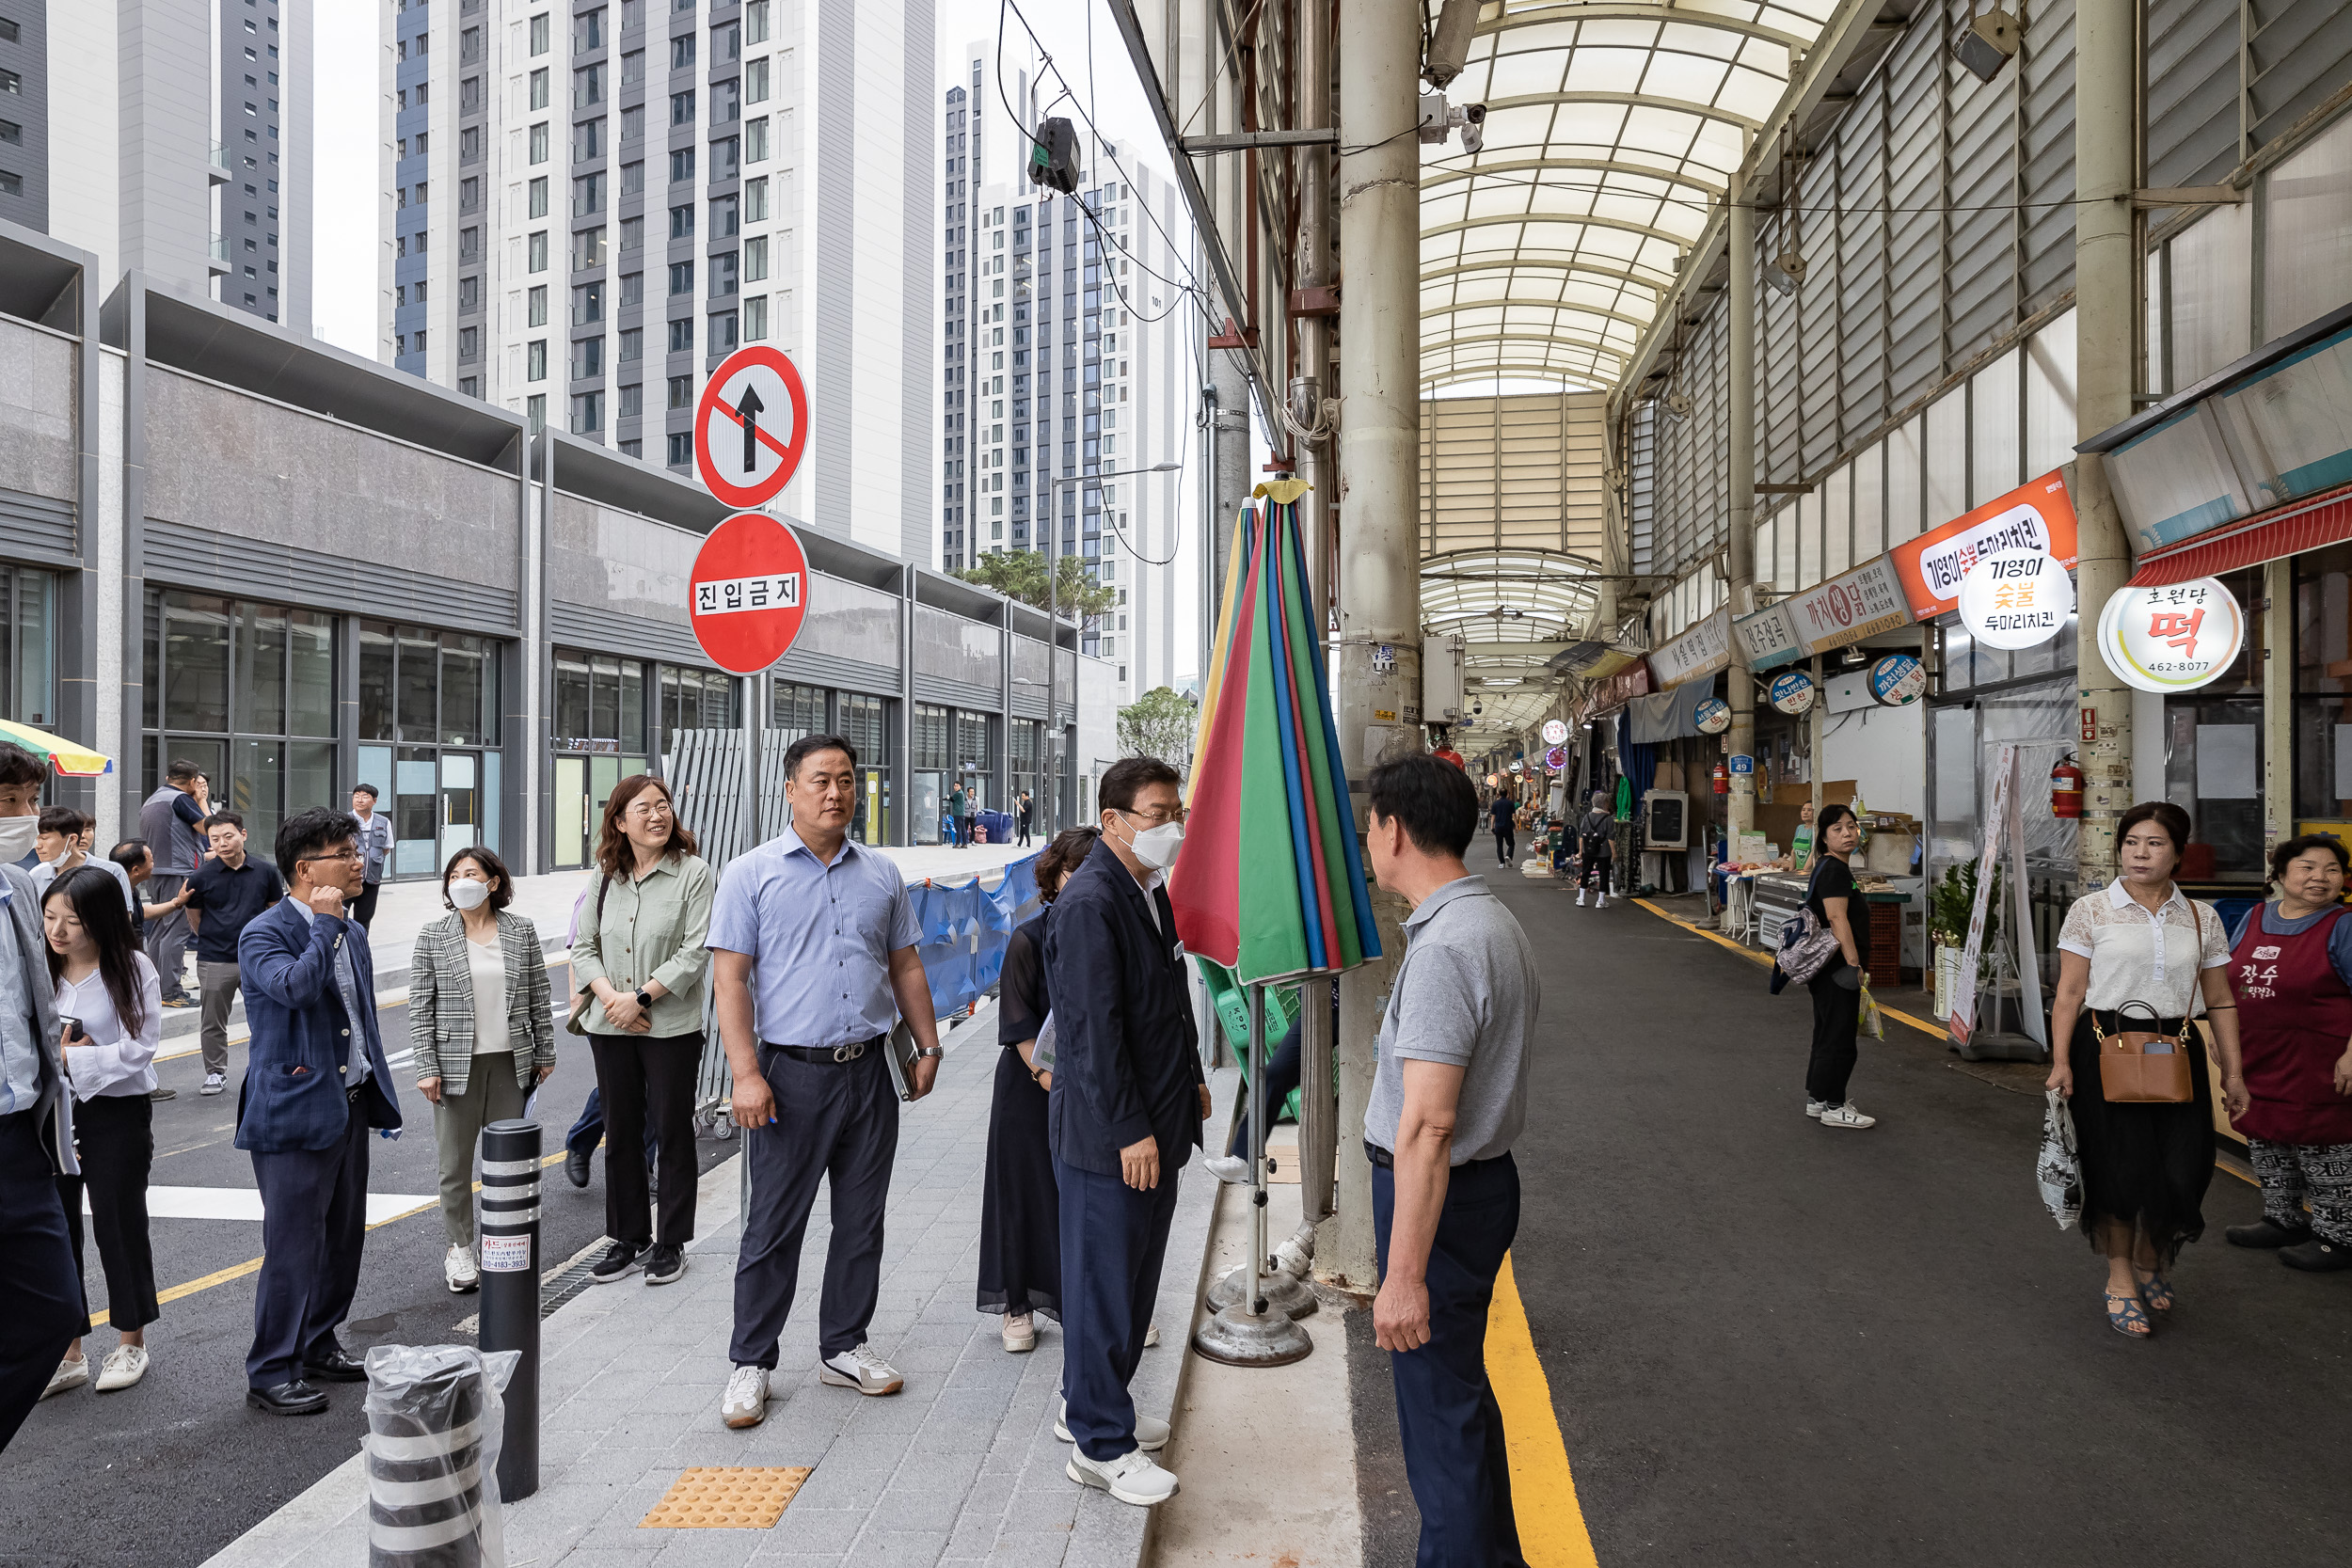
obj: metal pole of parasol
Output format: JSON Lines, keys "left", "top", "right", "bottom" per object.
{"left": 1194, "top": 984, "right": 1312, "bottom": 1365}
{"left": 1248, "top": 983, "right": 1267, "bottom": 1314}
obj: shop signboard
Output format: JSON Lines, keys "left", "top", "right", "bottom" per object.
{"left": 1544, "top": 745, "right": 1567, "bottom": 771}
{"left": 1889, "top": 470, "right": 2080, "bottom": 623}
{"left": 1786, "top": 557, "right": 1912, "bottom": 655}
{"left": 1768, "top": 670, "right": 1818, "bottom": 715}
{"left": 1541, "top": 719, "right": 1568, "bottom": 746}
{"left": 1645, "top": 606, "right": 1734, "bottom": 689}
{"left": 1693, "top": 697, "right": 1732, "bottom": 734}
{"left": 1868, "top": 654, "right": 1927, "bottom": 706}
{"left": 689, "top": 511, "right": 812, "bottom": 674}
{"left": 694, "top": 344, "right": 811, "bottom": 508}
{"left": 1733, "top": 599, "right": 1806, "bottom": 672}
{"left": 1728, "top": 753, "right": 1755, "bottom": 775}
{"left": 1957, "top": 548, "right": 2074, "bottom": 650}
{"left": 2093, "top": 578, "right": 2247, "bottom": 692}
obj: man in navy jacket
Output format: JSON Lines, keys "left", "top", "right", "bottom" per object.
{"left": 236, "top": 806, "right": 402, "bottom": 1416}
{"left": 1042, "top": 755, "right": 1206, "bottom": 1508}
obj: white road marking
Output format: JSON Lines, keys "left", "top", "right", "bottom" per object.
{"left": 94, "top": 1186, "right": 439, "bottom": 1225}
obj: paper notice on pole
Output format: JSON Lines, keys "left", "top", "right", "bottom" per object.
{"left": 480, "top": 1234, "right": 532, "bottom": 1274}
{"left": 1948, "top": 743, "right": 2046, "bottom": 1050}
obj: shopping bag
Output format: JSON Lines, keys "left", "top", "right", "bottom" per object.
{"left": 2037, "top": 1088, "right": 2082, "bottom": 1231}
{"left": 1857, "top": 982, "right": 1885, "bottom": 1040}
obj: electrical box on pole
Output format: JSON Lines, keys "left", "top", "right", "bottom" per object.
{"left": 1422, "top": 634, "right": 1466, "bottom": 724}
{"left": 1028, "top": 119, "right": 1081, "bottom": 195}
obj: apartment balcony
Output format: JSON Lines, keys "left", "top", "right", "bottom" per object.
{"left": 208, "top": 142, "right": 231, "bottom": 183}
{"left": 208, "top": 234, "right": 230, "bottom": 274}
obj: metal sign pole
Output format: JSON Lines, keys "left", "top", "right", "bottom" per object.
{"left": 477, "top": 1118, "right": 542, "bottom": 1500}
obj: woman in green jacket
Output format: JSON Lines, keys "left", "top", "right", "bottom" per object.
{"left": 570, "top": 775, "right": 715, "bottom": 1289}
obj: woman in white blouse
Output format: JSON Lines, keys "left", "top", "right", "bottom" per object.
{"left": 2048, "top": 800, "right": 2248, "bottom": 1338}
{"left": 41, "top": 865, "right": 165, "bottom": 1398}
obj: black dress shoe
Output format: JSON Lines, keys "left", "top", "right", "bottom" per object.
{"left": 564, "top": 1146, "right": 592, "bottom": 1189}
{"left": 247, "top": 1380, "right": 328, "bottom": 1416}
{"left": 2280, "top": 1239, "right": 2352, "bottom": 1272}
{"left": 2226, "top": 1217, "right": 2313, "bottom": 1248}
{"left": 302, "top": 1349, "right": 367, "bottom": 1383}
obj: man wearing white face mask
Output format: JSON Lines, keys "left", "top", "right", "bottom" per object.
{"left": 1041, "top": 755, "right": 1209, "bottom": 1508}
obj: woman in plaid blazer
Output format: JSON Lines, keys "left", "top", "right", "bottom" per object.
{"left": 409, "top": 847, "right": 556, "bottom": 1293}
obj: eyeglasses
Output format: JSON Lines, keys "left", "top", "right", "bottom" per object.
{"left": 1123, "top": 806, "right": 1187, "bottom": 826}
{"left": 302, "top": 848, "right": 363, "bottom": 863}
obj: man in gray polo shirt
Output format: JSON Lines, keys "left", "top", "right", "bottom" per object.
{"left": 1361, "top": 752, "right": 1537, "bottom": 1568}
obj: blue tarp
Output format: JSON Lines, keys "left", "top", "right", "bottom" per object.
{"left": 910, "top": 854, "right": 1041, "bottom": 1018}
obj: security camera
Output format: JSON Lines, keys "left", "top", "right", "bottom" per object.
{"left": 1454, "top": 103, "right": 1486, "bottom": 156}
{"left": 1951, "top": 6, "right": 2020, "bottom": 83}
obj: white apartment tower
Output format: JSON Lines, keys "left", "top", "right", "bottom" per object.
{"left": 387, "top": 0, "right": 933, "bottom": 562}
{"left": 941, "top": 43, "right": 1196, "bottom": 705}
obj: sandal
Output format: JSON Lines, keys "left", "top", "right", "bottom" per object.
{"left": 2105, "top": 1291, "right": 2153, "bottom": 1338}
{"left": 2135, "top": 1272, "right": 2174, "bottom": 1312}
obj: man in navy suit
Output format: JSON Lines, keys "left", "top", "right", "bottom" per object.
{"left": 1043, "top": 755, "right": 1207, "bottom": 1508}
{"left": 236, "top": 806, "right": 402, "bottom": 1416}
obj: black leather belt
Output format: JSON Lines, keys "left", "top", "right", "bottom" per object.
{"left": 1364, "top": 1140, "right": 1509, "bottom": 1170}
{"left": 763, "top": 1035, "right": 883, "bottom": 1064}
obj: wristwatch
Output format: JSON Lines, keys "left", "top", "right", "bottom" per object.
{"left": 634, "top": 988, "right": 654, "bottom": 1011}
{"left": 914, "top": 1044, "right": 945, "bottom": 1060}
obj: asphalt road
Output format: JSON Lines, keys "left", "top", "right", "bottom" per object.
{"left": 1, "top": 969, "right": 739, "bottom": 1568}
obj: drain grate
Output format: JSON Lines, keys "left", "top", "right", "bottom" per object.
{"left": 641, "top": 1465, "right": 811, "bottom": 1529}
{"left": 539, "top": 1245, "right": 608, "bottom": 1317}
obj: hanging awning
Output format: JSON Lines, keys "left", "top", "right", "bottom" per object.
{"left": 2126, "top": 482, "right": 2352, "bottom": 587}
{"left": 0, "top": 721, "right": 113, "bottom": 778}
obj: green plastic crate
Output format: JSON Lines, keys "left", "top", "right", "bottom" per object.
{"left": 1193, "top": 956, "right": 1303, "bottom": 1125}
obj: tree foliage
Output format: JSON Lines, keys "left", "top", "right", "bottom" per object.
{"left": 1118, "top": 686, "right": 1199, "bottom": 771}
{"left": 954, "top": 549, "right": 1118, "bottom": 624}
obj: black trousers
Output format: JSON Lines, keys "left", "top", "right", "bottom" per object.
{"left": 1229, "top": 1017, "right": 1305, "bottom": 1160}
{"left": 587, "top": 1032, "right": 702, "bottom": 1249}
{"left": 1805, "top": 963, "right": 1862, "bottom": 1106}
{"left": 247, "top": 1105, "right": 371, "bottom": 1388}
{"left": 0, "top": 1111, "right": 82, "bottom": 1453}
{"left": 1374, "top": 1153, "right": 1527, "bottom": 1568}
{"left": 1056, "top": 1155, "right": 1180, "bottom": 1462}
{"left": 730, "top": 1044, "right": 899, "bottom": 1367}
{"left": 56, "top": 1095, "right": 160, "bottom": 1335}
{"left": 1493, "top": 826, "right": 1516, "bottom": 863}
{"left": 351, "top": 880, "right": 382, "bottom": 929}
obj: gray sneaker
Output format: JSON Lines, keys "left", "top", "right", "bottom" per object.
{"left": 818, "top": 1342, "right": 904, "bottom": 1396}
{"left": 1067, "top": 1448, "right": 1179, "bottom": 1506}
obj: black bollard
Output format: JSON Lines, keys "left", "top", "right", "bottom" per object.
{"left": 476, "top": 1119, "right": 541, "bottom": 1501}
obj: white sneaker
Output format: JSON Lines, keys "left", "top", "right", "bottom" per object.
{"left": 1819, "top": 1102, "right": 1878, "bottom": 1130}
{"left": 1068, "top": 1447, "right": 1180, "bottom": 1506}
{"left": 1597, "top": 893, "right": 1609, "bottom": 909}
{"left": 1057, "top": 1398, "right": 1169, "bottom": 1451}
{"left": 818, "top": 1342, "right": 904, "bottom": 1396}
{"left": 444, "top": 1243, "right": 479, "bottom": 1294}
{"left": 1576, "top": 889, "right": 1587, "bottom": 906}
{"left": 1804, "top": 1100, "right": 1827, "bottom": 1118}
{"left": 200, "top": 1072, "right": 226, "bottom": 1097}
{"left": 1202, "top": 1155, "right": 1249, "bottom": 1184}
{"left": 722, "top": 1365, "right": 771, "bottom": 1429}
{"left": 1002, "top": 1312, "right": 1037, "bottom": 1354}
{"left": 41, "top": 1354, "right": 88, "bottom": 1400}
{"left": 95, "top": 1344, "right": 149, "bottom": 1393}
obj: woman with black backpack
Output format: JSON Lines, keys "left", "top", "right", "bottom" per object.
{"left": 1800, "top": 803, "right": 1876, "bottom": 1130}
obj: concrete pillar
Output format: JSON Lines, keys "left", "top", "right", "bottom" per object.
{"left": 2072, "top": 0, "right": 2138, "bottom": 887}
{"left": 2264, "top": 559, "right": 2292, "bottom": 857}
{"left": 1326, "top": 0, "right": 1422, "bottom": 1294}
{"left": 1209, "top": 350, "right": 1251, "bottom": 608}
{"left": 1724, "top": 190, "right": 1759, "bottom": 887}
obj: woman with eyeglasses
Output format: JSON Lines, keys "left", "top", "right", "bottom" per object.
{"left": 40, "top": 865, "right": 164, "bottom": 1399}
{"left": 409, "top": 847, "right": 557, "bottom": 1295}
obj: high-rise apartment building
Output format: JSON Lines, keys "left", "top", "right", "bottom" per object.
{"left": 940, "top": 43, "right": 1196, "bottom": 704}
{"left": 0, "top": 0, "right": 312, "bottom": 329}
{"left": 389, "top": 0, "right": 933, "bottom": 562}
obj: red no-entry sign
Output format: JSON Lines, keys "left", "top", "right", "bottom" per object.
{"left": 689, "top": 512, "right": 811, "bottom": 674}
{"left": 694, "top": 345, "right": 809, "bottom": 508}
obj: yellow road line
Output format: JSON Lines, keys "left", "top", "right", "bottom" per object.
{"left": 1630, "top": 898, "right": 1946, "bottom": 1041}
{"left": 1487, "top": 1251, "right": 1600, "bottom": 1568}
{"left": 87, "top": 1150, "right": 569, "bottom": 1329}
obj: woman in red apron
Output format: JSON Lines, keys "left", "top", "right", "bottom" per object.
{"left": 2225, "top": 834, "right": 2352, "bottom": 1271}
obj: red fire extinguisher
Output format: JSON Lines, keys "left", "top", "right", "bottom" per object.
{"left": 2051, "top": 755, "right": 2085, "bottom": 819}
{"left": 1711, "top": 761, "right": 1730, "bottom": 796}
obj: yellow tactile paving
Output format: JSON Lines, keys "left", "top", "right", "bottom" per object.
{"left": 639, "top": 1465, "right": 813, "bottom": 1529}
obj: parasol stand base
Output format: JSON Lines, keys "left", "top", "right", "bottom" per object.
{"left": 1206, "top": 1262, "right": 1317, "bottom": 1320}
{"left": 1191, "top": 1302, "right": 1314, "bottom": 1368}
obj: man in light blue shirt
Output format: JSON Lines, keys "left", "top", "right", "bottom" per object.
{"left": 710, "top": 734, "right": 942, "bottom": 1431}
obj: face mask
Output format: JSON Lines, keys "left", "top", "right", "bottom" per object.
{"left": 1126, "top": 817, "right": 1184, "bottom": 871}
{"left": 449, "top": 879, "right": 492, "bottom": 911}
{"left": 0, "top": 816, "right": 38, "bottom": 863}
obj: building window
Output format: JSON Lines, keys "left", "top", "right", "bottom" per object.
{"left": 527, "top": 340, "right": 548, "bottom": 380}
{"left": 620, "top": 270, "right": 644, "bottom": 305}
{"left": 670, "top": 89, "right": 696, "bottom": 126}
{"left": 711, "top": 135, "right": 739, "bottom": 181}
{"left": 659, "top": 665, "right": 739, "bottom": 752}
{"left": 529, "top": 68, "right": 549, "bottom": 110}
{"left": 529, "top": 176, "right": 548, "bottom": 218}
{"left": 743, "top": 177, "right": 767, "bottom": 223}
{"left": 622, "top": 159, "right": 644, "bottom": 196}
{"left": 573, "top": 62, "right": 606, "bottom": 109}
{"left": 529, "top": 122, "right": 549, "bottom": 164}
{"left": 528, "top": 284, "right": 548, "bottom": 325}
{"left": 712, "top": 77, "right": 739, "bottom": 124}
{"left": 353, "top": 620, "right": 503, "bottom": 877}
{"left": 669, "top": 202, "right": 694, "bottom": 239}
{"left": 709, "top": 251, "right": 738, "bottom": 298}
{"left": 574, "top": 119, "right": 607, "bottom": 161}
{"left": 571, "top": 390, "right": 604, "bottom": 434}
{"left": 743, "top": 295, "right": 767, "bottom": 341}
{"left": 572, "top": 227, "right": 607, "bottom": 269}
{"left": 670, "top": 32, "right": 696, "bottom": 68}
{"left": 529, "top": 230, "right": 548, "bottom": 271}
{"left": 667, "top": 318, "right": 693, "bottom": 353}
{"left": 619, "top": 326, "right": 643, "bottom": 361}
{"left": 666, "top": 432, "right": 692, "bottom": 466}
{"left": 666, "top": 373, "right": 692, "bottom": 409}
{"left": 527, "top": 393, "right": 546, "bottom": 432}
{"left": 620, "top": 214, "right": 644, "bottom": 251}
{"left": 712, "top": 19, "right": 739, "bottom": 60}
{"left": 669, "top": 260, "right": 694, "bottom": 295}
{"left": 575, "top": 7, "right": 607, "bottom": 52}
{"left": 743, "top": 234, "right": 767, "bottom": 281}
{"left": 573, "top": 279, "right": 605, "bottom": 324}
{"left": 746, "top": 0, "right": 769, "bottom": 44}
{"left": 530, "top": 12, "right": 550, "bottom": 55}
{"left": 571, "top": 336, "right": 605, "bottom": 379}
{"left": 744, "top": 117, "right": 766, "bottom": 164}
{"left": 622, "top": 48, "right": 645, "bottom": 87}
{"left": 713, "top": 193, "right": 738, "bottom": 237}
{"left": 669, "top": 148, "right": 695, "bottom": 184}
{"left": 145, "top": 592, "right": 337, "bottom": 856}
{"left": 707, "top": 310, "right": 738, "bottom": 353}
{"left": 747, "top": 57, "right": 769, "bottom": 104}
{"left": 619, "top": 382, "right": 643, "bottom": 416}
{"left": 458, "top": 325, "right": 480, "bottom": 359}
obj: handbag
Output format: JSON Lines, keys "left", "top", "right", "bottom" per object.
{"left": 563, "top": 875, "right": 613, "bottom": 1037}
{"left": 2090, "top": 1002, "right": 2195, "bottom": 1103}
{"left": 2037, "top": 1088, "right": 2082, "bottom": 1230}
{"left": 1774, "top": 864, "right": 1844, "bottom": 988}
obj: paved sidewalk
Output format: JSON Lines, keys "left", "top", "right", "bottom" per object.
{"left": 204, "top": 1003, "right": 1232, "bottom": 1568}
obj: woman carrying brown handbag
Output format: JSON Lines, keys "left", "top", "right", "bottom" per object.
{"left": 2047, "top": 800, "right": 2248, "bottom": 1338}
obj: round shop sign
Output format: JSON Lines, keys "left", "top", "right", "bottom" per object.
{"left": 2095, "top": 578, "right": 2246, "bottom": 693}
{"left": 1544, "top": 745, "right": 1567, "bottom": 772}
{"left": 1541, "top": 719, "right": 1568, "bottom": 746}
{"left": 1868, "top": 653, "right": 1928, "bottom": 707}
{"left": 1769, "top": 670, "right": 1817, "bottom": 716}
{"left": 688, "top": 511, "right": 812, "bottom": 674}
{"left": 1958, "top": 548, "right": 2074, "bottom": 651}
{"left": 1509, "top": 758, "right": 1524, "bottom": 773}
{"left": 1693, "top": 697, "right": 1732, "bottom": 735}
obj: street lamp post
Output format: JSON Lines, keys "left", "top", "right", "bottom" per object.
{"left": 1042, "top": 458, "right": 1182, "bottom": 832}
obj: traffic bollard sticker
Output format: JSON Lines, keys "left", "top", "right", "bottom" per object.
{"left": 480, "top": 1234, "right": 532, "bottom": 1273}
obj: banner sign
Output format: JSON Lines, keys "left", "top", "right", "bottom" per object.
{"left": 1958, "top": 549, "right": 2074, "bottom": 650}
{"left": 1733, "top": 600, "right": 1806, "bottom": 672}
{"left": 1949, "top": 745, "right": 2047, "bottom": 1050}
{"left": 1787, "top": 557, "right": 1912, "bottom": 654}
{"left": 1890, "top": 470, "right": 2080, "bottom": 623}
{"left": 2094, "top": 578, "right": 2247, "bottom": 692}
{"left": 1645, "top": 607, "right": 1735, "bottom": 689}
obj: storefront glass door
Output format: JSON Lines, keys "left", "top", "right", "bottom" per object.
{"left": 439, "top": 751, "right": 483, "bottom": 868}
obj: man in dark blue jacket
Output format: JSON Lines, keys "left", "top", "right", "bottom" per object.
{"left": 235, "top": 806, "right": 402, "bottom": 1416}
{"left": 1042, "top": 755, "right": 1206, "bottom": 1508}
